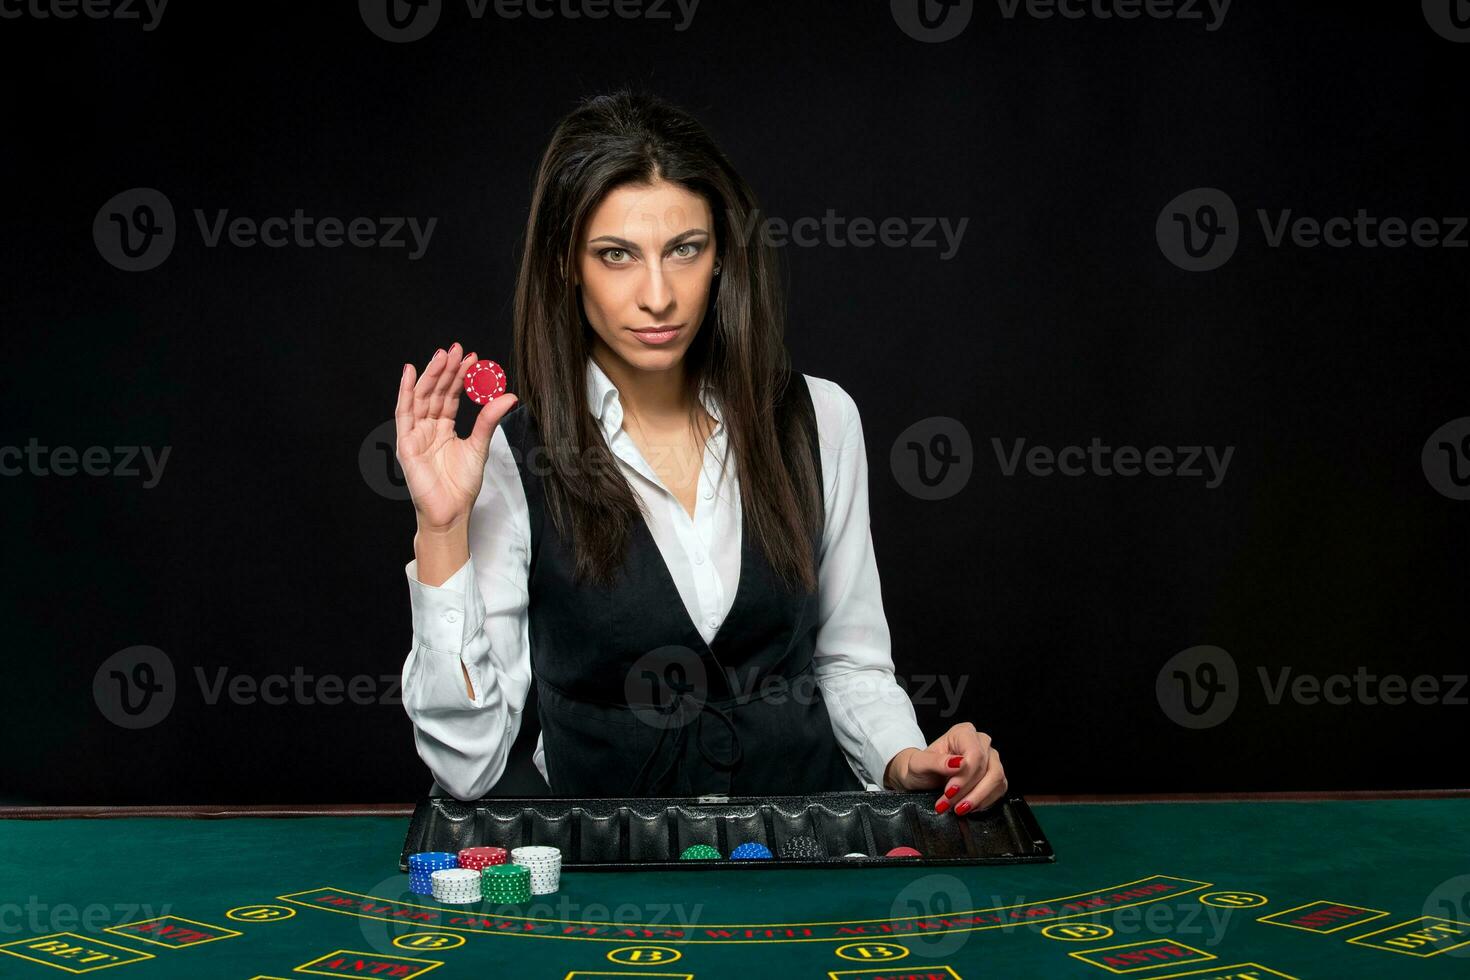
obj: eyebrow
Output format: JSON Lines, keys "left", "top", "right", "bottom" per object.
{"left": 587, "top": 228, "right": 710, "bottom": 251}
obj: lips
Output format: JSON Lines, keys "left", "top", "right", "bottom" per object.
{"left": 629, "top": 324, "right": 684, "bottom": 345}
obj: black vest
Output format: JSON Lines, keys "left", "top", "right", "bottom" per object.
{"left": 497, "top": 372, "right": 864, "bottom": 797}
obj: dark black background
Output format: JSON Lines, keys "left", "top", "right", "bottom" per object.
{"left": 2, "top": 1, "right": 1466, "bottom": 804}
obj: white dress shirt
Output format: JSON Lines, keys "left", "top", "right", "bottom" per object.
{"left": 401, "top": 356, "right": 929, "bottom": 800}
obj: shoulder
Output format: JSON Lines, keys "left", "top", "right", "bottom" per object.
{"left": 800, "top": 373, "right": 862, "bottom": 446}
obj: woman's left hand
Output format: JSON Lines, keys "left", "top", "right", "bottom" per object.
{"left": 883, "top": 722, "right": 1008, "bottom": 816}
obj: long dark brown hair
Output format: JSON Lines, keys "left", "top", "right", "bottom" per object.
{"left": 510, "top": 87, "right": 821, "bottom": 594}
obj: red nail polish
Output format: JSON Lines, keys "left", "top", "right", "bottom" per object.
{"left": 944, "top": 785, "right": 959, "bottom": 799}
{"left": 947, "top": 756, "right": 962, "bottom": 769}
{"left": 955, "top": 800, "right": 973, "bottom": 816}
{"left": 935, "top": 798, "right": 949, "bottom": 814}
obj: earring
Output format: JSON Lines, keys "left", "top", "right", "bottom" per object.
{"left": 713, "top": 263, "right": 722, "bottom": 275}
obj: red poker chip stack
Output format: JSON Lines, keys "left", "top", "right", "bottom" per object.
{"left": 456, "top": 846, "right": 509, "bottom": 871}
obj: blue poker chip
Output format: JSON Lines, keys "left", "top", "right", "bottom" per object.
{"left": 408, "top": 851, "right": 458, "bottom": 872}
{"left": 729, "top": 842, "right": 773, "bottom": 860}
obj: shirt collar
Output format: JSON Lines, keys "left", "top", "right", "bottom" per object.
{"left": 585, "top": 355, "right": 724, "bottom": 442}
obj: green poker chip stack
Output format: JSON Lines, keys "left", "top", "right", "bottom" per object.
{"left": 481, "top": 863, "right": 532, "bottom": 904}
{"left": 679, "top": 844, "right": 722, "bottom": 860}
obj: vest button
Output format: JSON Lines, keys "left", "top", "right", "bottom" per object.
{"left": 694, "top": 552, "right": 704, "bottom": 565}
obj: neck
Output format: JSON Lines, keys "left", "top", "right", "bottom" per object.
{"left": 590, "top": 341, "right": 692, "bottom": 426}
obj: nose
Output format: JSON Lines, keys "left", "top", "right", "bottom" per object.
{"left": 636, "top": 260, "right": 677, "bottom": 316}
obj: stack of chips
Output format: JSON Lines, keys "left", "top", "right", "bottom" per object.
{"left": 679, "top": 844, "right": 722, "bottom": 860}
{"left": 730, "top": 842, "right": 773, "bottom": 860}
{"left": 430, "top": 868, "right": 481, "bottom": 904}
{"left": 456, "top": 846, "right": 508, "bottom": 871}
{"left": 779, "top": 835, "right": 826, "bottom": 860}
{"left": 510, "top": 845, "right": 562, "bottom": 895}
{"left": 407, "top": 851, "right": 458, "bottom": 896}
{"left": 482, "top": 863, "right": 532, "bottom": 904}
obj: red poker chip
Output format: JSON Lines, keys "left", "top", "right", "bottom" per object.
{"left": 885, "top": 846, "right": 922, "bottom": 858}
{"left": 463, "top": 359, "right": 508, "bottom": 405}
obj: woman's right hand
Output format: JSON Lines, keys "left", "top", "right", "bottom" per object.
{"left": 395, "top": 342, "right": 519, "bottom": 534}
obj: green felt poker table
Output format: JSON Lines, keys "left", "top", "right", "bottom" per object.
{"left": 2, "top": 793, "right": 1468, "bottom": 980}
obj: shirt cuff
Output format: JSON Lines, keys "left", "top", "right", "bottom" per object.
{"left": 405, "top": 556, "right": 484, "bottom": 655}
{"left": 861, "top": 724, "right": 930, "bottom": 791}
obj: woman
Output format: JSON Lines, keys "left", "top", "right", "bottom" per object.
{"left": 394, "top": 89, "right": 1007, "bottom": 815}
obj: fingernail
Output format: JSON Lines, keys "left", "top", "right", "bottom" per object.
{"left": 935, "top": 798, "right": 950, "bottom": 814}
{"left": 947, "top": 756, "right": 962, "bottom": 769}
{"left": 955, "top": 800, "right": 972, "bottom": 816}
{"left": 944, "top": 785, "right": 958, "bottom": 799}
{"left": 402, "top": 363, "right": 411, "bottom": 377}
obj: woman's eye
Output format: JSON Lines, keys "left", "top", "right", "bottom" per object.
{"left": 601, "top": 248, "right": 629, "bottom": 263}
{"left": 673, "top": 242, "right": 700, "bottom": 259}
